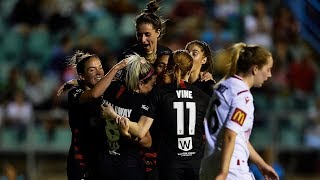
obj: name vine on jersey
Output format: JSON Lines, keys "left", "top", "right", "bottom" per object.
{"left": 141, "top": 83, "right": 209, "bottom": 161}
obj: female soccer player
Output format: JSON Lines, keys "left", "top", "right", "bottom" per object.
{"left": 59, "top": 53, "right": 155, "bottom": 179}
{"left": 98, "top": 54, "right": 157, "bottom": 180}
{"left": 104, "top": 50, "right": 210, "bottom": 180}
{"left": 115, "top": 0, "right": 172, "bottom": 82}
{"left": 185, "top": 40, "right": 215, "bottom": 96}
{"left": 65, "top": 51, "right": 127, "bottom": 180}
{"left": 200, "top": 43, "right": 279, "bottom": 180}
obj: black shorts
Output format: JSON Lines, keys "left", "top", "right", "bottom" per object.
{"left": 158, "top": 159, "right": 202, "bottom": 180}
{"left": 97, "top": 151, "right": 145, "bottom": 180}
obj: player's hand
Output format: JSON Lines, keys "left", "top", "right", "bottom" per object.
{"left": 200, "top": 71, "right": 215, "bottom": 82}
{"left": 57, "top": 79, "right": 78, "bottom": 96}
{"left": 118, "top": 117, "right": 130, "bottom": 137}
{"left": 259, "top": 163, "right": 279, "bottom": 180}
{"left": 114, "top": 58, "right": 129, "bottom": 71}
{"left": 100, "top": 103, "right": 117, "bottom": 120}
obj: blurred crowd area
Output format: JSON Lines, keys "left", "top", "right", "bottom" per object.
{"left": 0, "top": 0, "right": 320, "bottom": 179}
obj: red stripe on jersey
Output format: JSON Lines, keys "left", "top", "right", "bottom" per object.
{"left": 116, "top": 85, "right": 126, "bottom": 99}
{"left": 74, "top": 154, "right": 84, "bottom": 160}
{"left": 79, "top": 162, "right": 86, "bottom": 167}
{"left": 232, "top": 75, "right": 243, "bottom": 81}
{"left": 179, "top": 80, "right": 186, "bottom": 88}
{"left": 237, "top": 90, "right": 249, "bottom": 95}
{"left": 73, "top": 137, "right": 78, "bottom": 143}
{"left": 73, "top": 129, "right": 79, "bottom": 134}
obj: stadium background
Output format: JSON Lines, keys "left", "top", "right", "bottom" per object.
{"left": 0, "top": 0, "right": 319, "bottom": 179}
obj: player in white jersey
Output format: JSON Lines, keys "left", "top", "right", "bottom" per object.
{"left": 200, "top": 43, "right": 279, "bottom": 180}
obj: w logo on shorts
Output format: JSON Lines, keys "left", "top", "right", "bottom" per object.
{"left": 178, "top": 137, "right": 193, "bottom": 151}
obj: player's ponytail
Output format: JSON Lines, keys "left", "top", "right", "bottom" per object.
{"left": 226, "top": 42, "right": 247, "bottom": 78}
{"left": 213, "top": 43, "right": 272, "bottom": 87}
{"left": 144, "top": 0, "right": 160, "bottom": 14}
{"left": 213, "top": 42, "right": 246, "bottom": 87}
{"left": 174, "top": 63, "right": 182, "bottom": 87}
{"left": 167, "top": 50, "right": 193, "bottom": 87}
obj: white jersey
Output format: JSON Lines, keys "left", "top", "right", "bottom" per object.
{"left": 200, "top": 75, "right": 255, "bottom": 180}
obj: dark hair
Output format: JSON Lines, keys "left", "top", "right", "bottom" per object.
{"left": 68, "top": 50, "right": 100, "bottom": 75}
{"left": 185, "top": 40, "right": 213, "bottom": 72}
{"left": 135, "top": 0, "right": 167, "bottom": 39}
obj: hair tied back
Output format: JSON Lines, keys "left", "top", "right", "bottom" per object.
{"left": 144, "top": 0, "right": 160, "bottom": 13}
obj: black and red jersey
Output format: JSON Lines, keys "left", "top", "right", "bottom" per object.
{"left": 192, "top": 78, "right": 215, "bottom": 96}
{"left": 115, "top": 44, "right": 172, "bottom": 82}
{"left": 141, "top": 81, "right": 210, "bottom": 162}
{"left": 102, "top": 80, "right": 148, "bottom": 156}
{"left": 67, "top": 85, "right": 105, "bottom": 178}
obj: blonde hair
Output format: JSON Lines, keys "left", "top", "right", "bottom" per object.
{"left": 214, "top": 43, "right": 272, "bottom": 86}
{"left": 125, "top": 54, "right": 154, "bottom": 91}
{"left": 166, "top": 50, "right": 193, "bottom": 87}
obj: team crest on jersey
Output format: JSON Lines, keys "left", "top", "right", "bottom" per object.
{"left": 141, "top": 104, "right": 149, "bottom": 111}
{"left": 245, "top": 97, "right": 250, "bottom": 104}
{"left": 231, "top": 108, "right": 247, "bottom": 126}
{"left": 178, "top": 137, "right": 193, "bottom": 151}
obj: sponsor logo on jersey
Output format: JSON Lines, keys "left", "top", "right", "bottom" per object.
{"left": 73, "top": 89, "right": 83, "bottom": 97}
{"left": 141, "top": 104, "right": 149, "bottom": 111}
{"left": 245, "top": 96, "right": 250, "bottom": 104}
{"left": 231, "top": 108, "right": 246, "bottom": 126}
{"left": 178, "top": 137, "right": 193, "bottom": 151}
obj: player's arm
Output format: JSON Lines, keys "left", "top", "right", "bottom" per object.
{"left": 216, "top": 128, "right": 237, "bottom": 180}
{"left": 102, "top": 104, "right": 154, "bottom": 139}
{"left": 118, "top": 116, "right": 154, "bottom": 139}
{"left": 79, "top": 59, "right": 128, "bottom": 103}
{"left": 248, "top": 142, "right": 279, "bottom": 180}
{"left": 57, "top": 59, "right": 128, "bottom": 101}
{"left": 138, "top": 131, "right": 152, "bottom": 148}
{"left": 116, "top": 115, "right": 152, "bottom": 148}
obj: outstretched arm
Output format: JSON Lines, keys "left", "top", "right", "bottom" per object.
{"left": 79, "top": 59, "right": 128, "bottom": 103}
{"left": 248, "top": 142, "right": 279, "bottom": 180}
{"left": 57, "top": 59, "right": 128, "bottom": 102}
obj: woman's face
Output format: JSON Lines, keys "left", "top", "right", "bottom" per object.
{"left": 155, "top": 55, "right": 169, "bottom": 75}
{"left": 253, "top": 56, "right": 273, "bottom": 87}
{"left": 187, "top": 44, "right": 207, "bottom": 73}
{"left": 81, "top": 57, "right": 104, "bottom": 87}
{"left": 136, "top": 23, "right": 160, "bottom": 54}
{"left": 139, "top": 74, "right": 157, "bottom": 94}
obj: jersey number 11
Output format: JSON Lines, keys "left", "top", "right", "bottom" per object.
{"left": 173, "top": 102, "right": 196, "bottom": 135}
